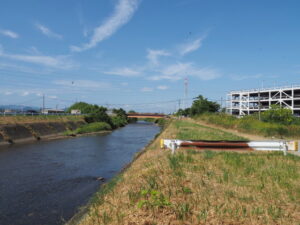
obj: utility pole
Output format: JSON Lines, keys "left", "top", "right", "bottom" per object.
{"left": 220, "top": 97, "right": 223, "bottom": 109}
{"left": 258, "top": 90, "right": 261, "bottom": 121}
{"left": 42, "top": 94, "right": 45, "bottom": 113}
{"left": 184, "top": 77, "right": 188, "bottom": 109}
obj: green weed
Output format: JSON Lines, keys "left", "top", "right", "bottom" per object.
{"left": 137, "top": 189, "right": 171, "bottom": 209}
{"left": 174, "top": 203, "right": 191, "bottom": 220}
{"left": 203, "top": 150, "right": 216, "bottom": 159}
{"left": 182, "top": 186, "right": 192, "bottom": 194}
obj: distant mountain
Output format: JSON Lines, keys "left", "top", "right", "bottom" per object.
{"left": 0, "top": 105, "right": 40, "bottom": 111}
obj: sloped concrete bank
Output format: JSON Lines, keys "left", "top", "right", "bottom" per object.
{"left": 0, "top": 121, "right": 86, "bottom": 145}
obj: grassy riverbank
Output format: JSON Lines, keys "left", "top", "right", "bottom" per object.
{"left": 65, "top": 122, "right": 112, "bottom": 135}
{"left": 0, "top": 115, "right": 84, "bottom": 125}
{"left": 73, "top": 119, "right": 300, "bottom": 225}
{"left": 197, "top": 113, "right": 300, "bottom": 139}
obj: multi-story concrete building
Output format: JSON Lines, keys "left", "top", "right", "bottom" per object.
{"left": 227, "top": 85, "right": 300, "bottom": 116}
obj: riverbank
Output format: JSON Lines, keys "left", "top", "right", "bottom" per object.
{"left": 0, "top": 115, "right": 84, "bottom": 125}
{"left": 0, "top": 119, "right": 86, "bottom": 145}
{"left": 72, "top": 118, "right": 300, "bottom": 225}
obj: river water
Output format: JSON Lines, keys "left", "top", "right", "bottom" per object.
{"left": 0, "top": 121, "right": 160, "bottom": 225}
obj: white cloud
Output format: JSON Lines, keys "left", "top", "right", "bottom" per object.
{"left": 4, "top": 91, "right": 12, "bottom": 95}
{"left": 104, "top": 67, "right": 140, "bottom": 77}
{"left": 178, "top": 36, "right": 206, "bottom": 55}
{"left": 149, "top": 62, "right": 220, "bottom": 81}
{"left": 141, "top": 87, "right": 153, "bottom": 92}
{"left": 147, "top": 49, "right": 170, "bottom": 65}
{"left": 21, "top": 91, "right": 30, "bottom": 96}
{"left": 0, "top": 48, "right": 75, "bottom": 69}
{"left": 157, "top": 85, "right": 168, "bottom": 90}
{"left": 54, "top": 80, "right": 111, "bottom": 89}
{"left": 121, "top": 82, "right": 128, "bottom": 86}
{"left": 0, "top": 29, "right": 19, "bottom": 39}
{"left": 0, "top": 62, "right": 52, "bottom": 75}
{"left": 70, "top": 0, "right": 139, "bottom": 52}
{"left": 48, "top": 95, "right": 58, "bottom": 99}
{"left": 35, "top": 23, "right": 62, "bottom": 39}
{"left": 26, "top": 46, "right": 41, "bottom": 55}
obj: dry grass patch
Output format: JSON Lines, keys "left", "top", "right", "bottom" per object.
{"left": 0, "top": 115, "right": 84, "bottom": 125}
{"left": 76, "top": 119, "right": 300, "bottom": 225}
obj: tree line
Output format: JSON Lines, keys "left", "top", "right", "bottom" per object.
{"left": 67, "top": 102, "right": 137, "bottom": 129}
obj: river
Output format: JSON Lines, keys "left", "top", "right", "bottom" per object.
{"left": 0, "top": 121, "right": 160, "bottom": 225}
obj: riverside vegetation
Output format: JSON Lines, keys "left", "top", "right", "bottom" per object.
{"left": 176, "top": 95, "right": 300, "bottom": 139}
{"left": 197, "top": 112, "right": 300, "bottom": 139}
{"left": 71, "top": 119, "right": 300, "bottom": 225}
{"left": 65, "top": 102, "right": 137, "bottom": 135}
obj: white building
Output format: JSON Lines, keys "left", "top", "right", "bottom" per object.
{"left": 41, "top": 109, "right": 65, "bottom": 114}
{"left": 227, "top": 85, "right": 300, "bottom": 116}
{"left": 71, "top": 109, "right": 81, "bottom": 115}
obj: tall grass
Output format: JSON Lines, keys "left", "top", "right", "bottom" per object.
{"left": 66, "top": 122, "right": 111, "bottom": 135}
{"left": 197, "top": 113, "right": 300, "bottom": 138}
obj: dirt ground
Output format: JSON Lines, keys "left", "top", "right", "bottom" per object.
{"left": 191, "top": 118, "right": 271, "bottom": 141}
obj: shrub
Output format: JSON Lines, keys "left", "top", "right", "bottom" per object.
{"left": 111, "top": 116, "right": 127, "bottom": 128}
{"left": 261, "top": 105, "right": 294, "bottom": 125}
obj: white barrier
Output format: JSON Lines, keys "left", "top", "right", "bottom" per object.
{"left": 161, "top": 139, "right": 300, "bottom": 155}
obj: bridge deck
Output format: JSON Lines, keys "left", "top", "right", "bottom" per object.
{"left": 127, "top": 113, "right": 166, "bottom": 118}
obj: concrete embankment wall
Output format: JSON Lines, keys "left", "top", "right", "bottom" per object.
{"left": 0, "top": 121, "right": 85, "bottom": 145}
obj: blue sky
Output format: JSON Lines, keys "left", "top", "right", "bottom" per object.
{"left": 0, "top": 0, "right": 299, "bottom": 112}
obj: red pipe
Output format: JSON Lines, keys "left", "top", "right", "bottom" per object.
{"left": 180, "top": 141, "right": 250, "bottom": 148}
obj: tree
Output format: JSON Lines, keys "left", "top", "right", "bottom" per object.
{"left": 176, "top": 108, "right": 191, "bottom": 117}
{"left": 190, "top": 95, "right": 220, "bottom": 116}
{"left": 111, "top": 108, "right": 129, "bottom": 128}
{"left": 68, "top": 102, "right": 111, "bottom": 124}
{"left": 84, "top": 106, "right": 111, "bottom": 124}
{"left": 261, "top": 105, "right": 294, "bottom": 125}
{"left": 113, "top": 108, "right": 128, "bottom": 120}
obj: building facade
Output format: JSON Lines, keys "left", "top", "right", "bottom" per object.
{"left": 227, "top": 85, "right": 300, "bottom": 116}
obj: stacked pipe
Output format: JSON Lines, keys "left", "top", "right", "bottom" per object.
{"left": 161, "top": 139, "right": 300, "bottom": 154}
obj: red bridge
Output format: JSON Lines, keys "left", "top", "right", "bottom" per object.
{"left": 127, "top": 113, "right": 167, "bottom": 118}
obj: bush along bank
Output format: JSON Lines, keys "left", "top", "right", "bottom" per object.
{"left": 142, "top": 118, "right": 168, "bottom": 127}
{"left": 64, "top": 122, "right": 112, "bottom": 135}
{"left": 66, "top": 102, "right": 136, "bottom": 135}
